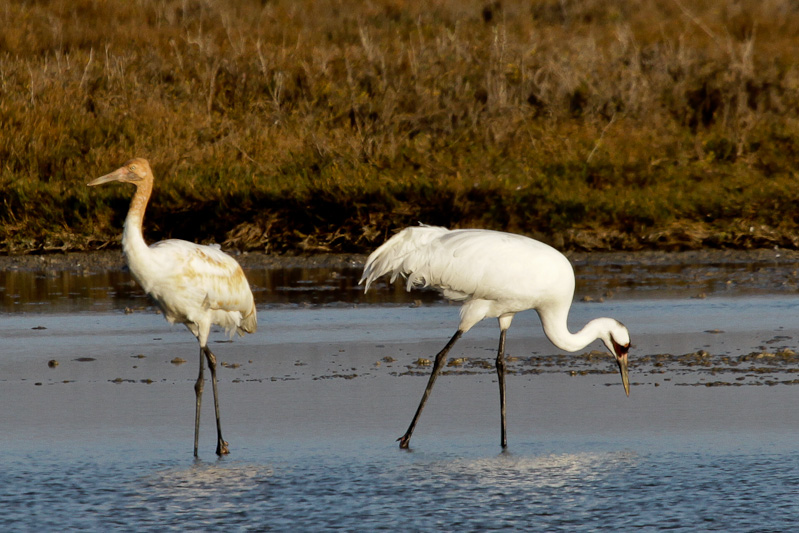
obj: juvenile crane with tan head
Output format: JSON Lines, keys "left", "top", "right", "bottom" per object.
{"left": 89, "top": 158, "right": 257, "bottom": 457}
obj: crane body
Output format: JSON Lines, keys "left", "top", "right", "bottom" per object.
{"left": 89, "top": 158, "right": 256, "bottom": 456}
{"left": 361, "top": 225, "right": 630, "bottom": 449}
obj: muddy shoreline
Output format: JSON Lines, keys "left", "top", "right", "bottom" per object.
{"left": 3, "top": 247, "right": 799, "bottom": 272}
{"left": 0, "top": 250, "right": 366, "bottom": 271}
{"left": 4, "top": 248, "right": 799, "bottom": 308}
{"left": 4, "top": 247, "right": 799, "bottom": 391}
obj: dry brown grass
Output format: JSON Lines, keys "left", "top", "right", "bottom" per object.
{"left": 2, "top": 0, "right": 799, "bottom": 253}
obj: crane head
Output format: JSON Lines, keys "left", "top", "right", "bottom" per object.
{"left": 611, "top": 335, "right": 630, "bottom": 397}
{"left": 88, "top": 158, "right": 150, "bottom": 187}
{"left": 601, "top": 320, "right": 631, "bottom": 397}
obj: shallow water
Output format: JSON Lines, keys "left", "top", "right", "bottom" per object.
{"left": 2, "top": 250, "right": 798, "bottom": 313}
{"left": 3, "top": 438, "right": 798, "bottom": 531}
{"left": 2, "top": 259, "right": 799, "bottom": 530}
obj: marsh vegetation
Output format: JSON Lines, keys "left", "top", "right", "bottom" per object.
{"left": 2, "top": 0, "right": 799, "bottom": 253}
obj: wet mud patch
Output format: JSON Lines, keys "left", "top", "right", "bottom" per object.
{"left": 633, "top": 349, "right": 799, "bottom": 386}
{"left": 20, "top": 346, "right": 799, "bottom": 388}
{"left": 373, "top": 348, "right": 799, "bottom": 388}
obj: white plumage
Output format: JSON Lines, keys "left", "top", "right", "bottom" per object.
{"left": 361, "top": 224, "right": 631, "bottom": 449}
{"left": 89, "top": 158, "right": 256, "bottom": 457}
{"left": 127, "top": 239, "right": 257, "bottom": 345}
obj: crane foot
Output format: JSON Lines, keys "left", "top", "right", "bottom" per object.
{"left": 216, "top": 440, "right": 230, "bottom": 456}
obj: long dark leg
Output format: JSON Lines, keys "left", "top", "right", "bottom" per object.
{"left": 203, "top": 346, "right": 229, "bottom": 456}
{"left": 398, "top": 330, "right": 463, "bottom": 449}
{"left": 496, "top": 329, "right": 508, "bottom": 448}
{"left": 194, "top": 347, "right": 205, "bottom": 457}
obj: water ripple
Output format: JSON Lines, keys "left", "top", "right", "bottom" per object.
{"left": 2, "top": 448, "right": 798, "bottom": 531}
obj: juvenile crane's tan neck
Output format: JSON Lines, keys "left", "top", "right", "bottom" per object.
{"left": 121, "top": 176, "right": 154, "bottom": 266}
{"left": 125, "top": 178, "right": 152, "bottom": 232}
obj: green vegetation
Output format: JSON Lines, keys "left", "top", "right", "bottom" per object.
{"left": 2, "top": 0, "right": 799, "bottom": 254}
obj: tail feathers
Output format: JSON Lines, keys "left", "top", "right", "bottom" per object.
{"left": 360, "top": 224, "right": 449, "bottom": 292}
{"left": 238, "top": 304, "right": 258, "bottom": 335}
{"left": 221, "top": 304, "right": 257, "bottom": 338}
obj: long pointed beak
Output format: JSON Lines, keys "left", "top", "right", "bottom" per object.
{"left": 87, "top": 167, "right": 128, "bottom": 187}
{"left": 617, "top": 352, "right": 630, "bottom": 396}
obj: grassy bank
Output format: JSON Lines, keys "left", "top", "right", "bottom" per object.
{"left": 2, "top": 0, "right": 799, "bottom": 254}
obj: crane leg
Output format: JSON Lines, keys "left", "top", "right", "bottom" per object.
{"left": 495, "top": 329, "right": 508, "bottom": 448}
{"left": 203, "top": 346, "right": 229, "bottom": 456}
{"left": 398, "top": 330, "right": 463, "bottom": 449}
{"left": 194, "top": 348, "right": 205, "bottom": 457}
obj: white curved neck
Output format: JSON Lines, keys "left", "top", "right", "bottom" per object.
{"left": 537, "top": 305, "right": 608, "bottom": 353}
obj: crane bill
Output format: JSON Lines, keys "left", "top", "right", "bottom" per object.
{"left": 617, "top": 353, "right": 630, "bottom": 396}
{"left": 87, "top": 173, "right": 123, "bottom": 186}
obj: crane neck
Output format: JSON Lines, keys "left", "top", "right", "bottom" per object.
{"left": 122, "top": 179, "right": 153, "bottom": 259}
{"left": 537, "top": 304, "right": 607, "bottom": 353}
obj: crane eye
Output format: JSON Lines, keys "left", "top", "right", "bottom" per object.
{"left": 611, "top": 337, "right": 629, "bottom": 356}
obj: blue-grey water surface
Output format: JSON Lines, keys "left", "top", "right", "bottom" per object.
{"left": 2, "top": 257, "right": 799, "bottom": 531}
{"left": 2, "top": 433, "right": 798, "bottom": 531}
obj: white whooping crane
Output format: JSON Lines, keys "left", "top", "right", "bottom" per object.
{"left": 360, "top": 225, "right": 630, "bottom": 449}
{"left": 89, "top": 158, "right": 257, "bottom": 457}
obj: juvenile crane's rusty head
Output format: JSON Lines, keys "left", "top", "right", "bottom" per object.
{"left": 88, "top": 158, "right": 152, "bottom": 187}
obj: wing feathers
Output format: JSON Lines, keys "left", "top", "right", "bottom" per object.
{"left": 360, "top": 225, "right": 449, "bottom": 292}
{"left": 141, "top": 240, "right": 257, "bottom": 336}
{"left": 360, "top": 225, "right": 572, "bottom": 304}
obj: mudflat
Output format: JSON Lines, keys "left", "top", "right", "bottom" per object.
{"left": 2, "top": 248, "right": 799, "bottom": 453}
